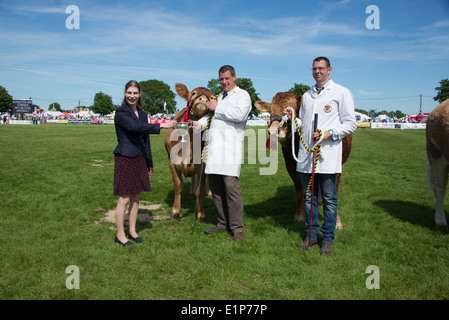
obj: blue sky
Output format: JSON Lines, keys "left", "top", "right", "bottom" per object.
{"left": 0, "top": 0, "right": 448, "bottom": 115}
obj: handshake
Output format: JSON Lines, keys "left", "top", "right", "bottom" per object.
{"left": 160, "top": 120, "right": 178, "bottom": 129}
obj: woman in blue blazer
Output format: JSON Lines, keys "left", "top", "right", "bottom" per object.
{"left": 113, "top": 80, "right": 176, "bottom": 246}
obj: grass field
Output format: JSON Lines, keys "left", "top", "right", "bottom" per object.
{"left": 0, "top": 123, "right": 448, "bottom": 301}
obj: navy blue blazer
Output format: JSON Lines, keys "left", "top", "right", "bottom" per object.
{"left": 113, "top": 103, "right": 160, "bottom": 168}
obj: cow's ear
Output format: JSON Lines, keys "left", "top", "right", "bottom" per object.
{"left": 255, "top": 101, "right": 271, "bottom": 113}
{"left": 175, "top": 83, "right": 189, "bottom": 100}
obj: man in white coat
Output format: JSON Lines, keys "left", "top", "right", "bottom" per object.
{"left": 284, "top": 57, "right": 356, "bottom": 254}
{"left": 195, "top": 65, "right": 252, "bottom": 242}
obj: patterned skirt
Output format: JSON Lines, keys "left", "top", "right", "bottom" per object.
{"left": 114, "top": 152, "right": 151, "bottom": 195}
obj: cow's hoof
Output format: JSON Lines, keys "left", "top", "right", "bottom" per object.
{"left": 171, "top": 213, "right": 181, "bottom": 220}
{"left": 435, "top": 220, "right": 448, "bottom": 227}
{"left": 294, "top": 215, "right": 304, "bottom": 223}
{"left": 198, "top": 217, "right": 207, "bottom": 223}
{"left": 336, "top": 223, "right": 343, "bottom": 230}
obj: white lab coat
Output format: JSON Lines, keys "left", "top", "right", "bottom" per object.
{"left": 296, "top": 80, "right": 356, "bottom": 174}
{"left": 198, "top": 86, "right": 252, "bottom": 177}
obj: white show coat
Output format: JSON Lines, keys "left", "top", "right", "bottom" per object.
{"left": 198, "top": 86, "right": 252, "bottom": 177}
{"left": 296, "top": 80, "right": 356, "bottom": 174}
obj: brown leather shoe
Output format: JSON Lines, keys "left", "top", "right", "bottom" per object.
{"left": 233, "top": 232, "right": 244, "bottom": 242}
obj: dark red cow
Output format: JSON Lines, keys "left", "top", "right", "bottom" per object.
{"left": 255, "top": 92, "right": 352, "bottom": 229}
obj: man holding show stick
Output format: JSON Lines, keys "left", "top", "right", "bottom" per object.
{"left": 191, "top": 65, "right": 252, "bottom": 242}
{"left": 284, "top": 57, "right": 356, "bottom": 255}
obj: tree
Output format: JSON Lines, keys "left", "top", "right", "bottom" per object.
{"left": 393, "top": 109, "right": 406, "bottom": 119}
{"left": 237, "top": 78, "right": 261, "bottom": 117}
{"left": 92, "top": 91, "right": 114, "bottom": 116}
{"left": 0, "top": 86, "right": 13, "bottom": 114}
{"left": 207, "top": 77, "right": 261, "bottom": 117}
{"left": 289, "top": 83, "right": 311, "bottom": 96}
{"left": 434, "top": 79, "right": 449, "bottom": 103}
{"left": 355, "top": 108, "right": 369, "bottom": 115}
{"left": 49, "top": 102, "right": 61, "bottom": 111}
{"left": 207, "top": 78, "right": 222, "bottom": 96}
{"left": 140, "top": 80, "right": 176, "bottom": 115}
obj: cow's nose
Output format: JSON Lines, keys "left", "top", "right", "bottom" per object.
{"left": 268, "top": 127, "right": 278, "bottom": 135}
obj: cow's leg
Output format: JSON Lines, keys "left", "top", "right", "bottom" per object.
{"left": 191, "top": 173, "right": 211, "bottom": 197}
{"left": 335, "top": 173, "right": 343, "bottom": 230}
{"left": 282, "top": 148, "right": 305, "bottom": 223}
{"left": 289, "top": 172, "right": 305, "bottom": 223}
{"left": 430, "top": 159, "right": 448, "bottom": 227}
{"left": 196, "top": 169, "right": 207, "bottom": 222}
{"left": 294, "top": 178, "right": 305, "bottom": 223}
{"left": 205, "top": 176, "right": 212, "bottom": 197}
{"left": 190, "top": 174, "right": 197, "bottom": 196}
{"left": 169, "top": 161, "right": 183, "bottom": 219}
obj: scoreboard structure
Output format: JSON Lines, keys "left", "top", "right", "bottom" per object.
{"left": 13, "top": 99, "right": 33, "bottom": 114}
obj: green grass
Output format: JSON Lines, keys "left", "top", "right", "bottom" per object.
{"left": 0, "top": 124, "right": 448, "bottom": 300}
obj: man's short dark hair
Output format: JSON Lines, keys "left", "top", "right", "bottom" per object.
{"left": 313, "top": 57, "right": 331, "bottom": 68}
{"left": 219, "top": 65, "right": 236, "bottom": 77}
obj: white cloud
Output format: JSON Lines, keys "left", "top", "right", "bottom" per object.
{"left": 358, "top": 90, "right": 382, "bottom": 96}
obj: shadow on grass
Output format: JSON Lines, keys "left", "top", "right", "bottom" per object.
{"left": 244, "top": 185, "right": 304, "bottom": 237}
{"left": 163, "top": 181, "right": 304, "bottom": 237}
{"left": 373, "top": 199, "right": 449, "bottom": 234}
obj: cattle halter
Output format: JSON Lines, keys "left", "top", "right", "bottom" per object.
{"left": 190, "top": 92, "right": 214, "bottom": 111}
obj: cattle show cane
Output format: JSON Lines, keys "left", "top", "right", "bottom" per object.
{"left": 286, "top": 107, "right": 323, "bottom": 248}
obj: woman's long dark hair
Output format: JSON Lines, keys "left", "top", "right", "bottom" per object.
{"left": 122, "top": 80, "right": 144, "bottom": 109}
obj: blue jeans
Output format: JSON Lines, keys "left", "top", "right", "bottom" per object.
{"left": 300, "top": 173, "right": 338, "bottom": 244}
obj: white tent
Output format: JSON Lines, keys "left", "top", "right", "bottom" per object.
{"left": 45, "top": 111, "right": 62, "bottom": 117}
{"left": 73, "top": 110, "right": 101, "bottom": 118}
{"left": 355, "top": 111, "right": 371, "bottom": 122}
{"left": 375, "top": 114, "right": 392, "bottom": 122}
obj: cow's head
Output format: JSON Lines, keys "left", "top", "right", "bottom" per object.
{"left": 255, "top": 92, "right": 302, "bottom": 144}
{"left": 175, "top": 83, "right": 214, "bottom": 121}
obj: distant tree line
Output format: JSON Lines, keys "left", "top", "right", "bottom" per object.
{"left": 1, "top": 79, "right": 448, "bottom": 116}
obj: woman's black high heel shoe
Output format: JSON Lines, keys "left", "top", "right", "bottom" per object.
{"left": 114, "top": 236, "right": 133, "bottom": 247}
{"left": 128, "top": 234, "right": 144, "bottom": 243}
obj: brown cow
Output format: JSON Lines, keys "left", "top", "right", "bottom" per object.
{"left": 164, "top": 83, "right": 213, "bottom": 221}
{"left": 255, "top": 92, "right": 352, "bottom": 229}
{"left": 426, "top": 99, "right": 449, "bottom": 227}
